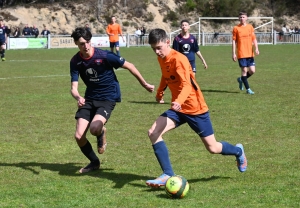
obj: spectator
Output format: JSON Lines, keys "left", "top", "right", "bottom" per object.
{"left": 13, "top": 27, "right": 21, "bottom": 37}
{"left": 41, "top": 25, "right": 50, "bottom": 37}
{"left": 134, "top": 27, "right": 141, "bottom": 45}
{"left": 31, "top": 25, "right": 39, "bottom": 38}
{"left": 22, "top": 24, "right": 31, "bottom": 36}
{"left": 3, "top": 24, "right": 11, "bottom": 36}
{"left": 85, "top": 23, "right": 91, "bottom": 32}
{"left": 140, "top": 26, "right": 146, "bottom": 45}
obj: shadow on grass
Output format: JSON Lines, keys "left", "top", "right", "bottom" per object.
{"left": 0, "top": 162, "right": 230, "bottom": 189}
{"left": 201, "top": 89, "right": 239, "bottom": 94}
{"left": 128, "top": 101, "right": 167, "bottom": 104}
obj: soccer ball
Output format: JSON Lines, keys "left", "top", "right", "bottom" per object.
{"left": 165, "top": 175, "right": 189, "bottom": 199}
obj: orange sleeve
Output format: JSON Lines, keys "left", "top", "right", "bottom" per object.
{"left": 156, "top": 76, "right": 167, "bottom": 100}
{"left": 118, "top": 24, "right": 122, "bottom": 35}
{"left": 173, "top": 59, "right": 193, "bottom": 105}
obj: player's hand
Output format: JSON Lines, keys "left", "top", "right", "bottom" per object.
{"left": 256, "top": 49, "right": 259, "bottom": 55}
{"left": 203, "top": 61, "right": 208, "bottom": 69}
{"left": 144, "top": 83, "right": 155, "bottom": 92}
{"left": 171, "top": 102, "right": 181, "bottom": 111}
{"left": 77, "top": 97, "right": 85, "bottom": 107}
{"left": 232, "top": 54, "right": 237, "bottom": 62}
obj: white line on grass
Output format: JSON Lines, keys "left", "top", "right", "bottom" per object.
{"left": 0, "top": 69, "right": 125, "bottom": 80}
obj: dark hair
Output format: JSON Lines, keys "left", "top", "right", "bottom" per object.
{"left": 148, "top": 28, "right": 168, "bottom": 44}
{"left": 71, "top": 27, "right": 92, "bottom": 42}
{"left": 180, "top": 19, "right": 189, "bottom": 25}
{"left": 239, "top": 11, "right": 247, "bottom": 16}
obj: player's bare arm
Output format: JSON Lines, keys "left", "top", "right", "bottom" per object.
{"left": 232, "top": 40, "right": 237, "bottom": 61}
{"left": 70, "top": 81, "right": 85, "bottom": 107}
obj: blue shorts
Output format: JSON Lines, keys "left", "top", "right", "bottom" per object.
{"left": 110, "top": 41, "right": 120, "bottom": 48}
{"left": 161, "top": 110, "right": 214, "bottom": 137}
{"left": 238, "top": 57, "right": 255, "bottom": 67}
{"left": 189, "top": 60, "right": 196, "bottom": 73}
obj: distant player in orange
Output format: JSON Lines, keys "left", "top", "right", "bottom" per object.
{"left": 145, "top": 28, "right": 248, "bottom": 187}
{"left": 232, "top": 11, "right": 259, "bottom": 95}
{"left": 106, "top": 16, "right": 125, "bottom": 56}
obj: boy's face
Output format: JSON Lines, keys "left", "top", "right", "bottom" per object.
{"left": 181, "top": 22, "right": 190, "bottom": 32}
{"left": 150, "top": 39, "right": 170, "bottom": 59}
{"left": 239, "top": 14, "right": 248, "bottom": 24}
{"left": 76, "top": 37, "right": 92, "bottom": 55}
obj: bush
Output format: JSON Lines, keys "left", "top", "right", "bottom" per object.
{"left": 122, "top": 21, "right": 130, "bottom": 27}
{"left": 144, "top": 12, "right": 154, "bottom": 22}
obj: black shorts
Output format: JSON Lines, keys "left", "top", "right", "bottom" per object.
{"left": 75, "top": 100, "right": 116, "bottom": 122}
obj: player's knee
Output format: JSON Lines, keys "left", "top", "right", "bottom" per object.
{"left": 74, "top": 132, "right": 83, "bottom": 141}
{"left": 206, "top": 145, "right": 220, "bottom": 154}
{"left": 148, "top": 128, "right": 158, "bottom": 140}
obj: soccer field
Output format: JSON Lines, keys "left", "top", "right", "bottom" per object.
{"left": 0, "top": 45, "right": 299, "bottom": 207}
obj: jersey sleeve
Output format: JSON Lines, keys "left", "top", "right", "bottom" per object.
{"left": 193, "top": 36, "right": 199, "bottom": 52}
{"left": 172, "top": 37, "right": 179, "bottom": 50}
{"left": 174, "top": 59, "right": 193, "bottom": 105}
{"left": 251, "top": 26, "right": 256, "bottom": 41}
{"left": 118, "top": 25, "right": 122, "bottom": 35}
{"left": 106, "top": 52, "right": 126, "bottom": 69}
{"left": 156, "top": 76, "right": 168, "bottom": 100}
{"left": 232, "top": 27, "right": 237, "bottom": 41}
{"left": 70, "top": 57, "right": 79, "bottom": 82}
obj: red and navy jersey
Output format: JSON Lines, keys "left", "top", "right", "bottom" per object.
{"left": 0, "top": 26, "right": 6, "bottom": 42}
{"left": 70, "top": 47, "right": 125, "bottom": 102}
{"left": 172, "top": 34, "right": 199, "bottom": 62}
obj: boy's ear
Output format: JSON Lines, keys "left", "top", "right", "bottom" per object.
{"left": 166, "top": 39, "right": 170, "bottom": 45}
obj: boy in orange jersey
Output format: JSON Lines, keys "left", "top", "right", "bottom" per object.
{"left": 106, "top": 16, "right": 125, "bottom": 56}
{"left": 232, "top": 11, "right": 259, "bottom": 95}
{"left": 145, "top": 28, "right": 247, "bottom": 187}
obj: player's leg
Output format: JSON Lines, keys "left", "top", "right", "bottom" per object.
{"left": 90, "top": 101, "right": 116, "bottom": 154}
{"left": 109, "top": 42, "right": 115, "bottom": 53}
{"left": 0, "top": 44, "right": 5, "bottom": 61}
{"left": 75, "top": 118, "right": 100, "bottom": 173}
{"left": 115, "top": 41, "right": 120, "bottom": 56}
{"left": 146, "top": 111, "right": 178, "bottom": 187}
{"left": 186, "top": 112, "right": 247, "bottom": 172}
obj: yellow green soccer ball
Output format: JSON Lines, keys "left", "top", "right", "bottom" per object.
{"left": 165, "top": 175, "right": 189, "bottom": 199}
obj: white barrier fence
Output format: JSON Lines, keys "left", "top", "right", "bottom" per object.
{"left": 6, "top": 32, "right": 300, "bottom": 50}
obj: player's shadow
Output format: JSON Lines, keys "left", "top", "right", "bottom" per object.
{"left": 128, "top": 101, "right": 170, "bottom": 104}
{"left": 0, "top": 162, "right": 155, "bottom": 189}
{"left": 201, "top": 89, "right": 239, "bottom": 94}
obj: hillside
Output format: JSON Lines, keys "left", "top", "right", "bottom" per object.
{"left": 0, "top": 0, "right": 299, "bottom": 35}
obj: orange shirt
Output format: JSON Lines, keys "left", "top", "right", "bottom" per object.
{"left": 156, "top": 49, "right": 208, "bottom": 115}
{"left": 106, "top": 23, "right": 122, "bottom": 43}
{"left": 232, "top": 24, "right": 256, "bottom": 58}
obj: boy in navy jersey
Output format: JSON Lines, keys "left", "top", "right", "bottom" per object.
{"left": 0, "top": 19, "right": 7, "bottom": 61}
{"left": 172, "top": 20, "right": 208, "bottom": 75}
{"left": 70, "top": 27, "right": 154, "bottom": 173}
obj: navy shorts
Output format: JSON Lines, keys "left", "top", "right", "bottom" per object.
{"left": 0, "top": 41, "right": 6, "bottom": 46}
{"left": 189, "top": 60, "right": 196, "bottom": 73}
{"left": 75, "top": 100, "right": 116, "bottom": 122}
{"left": 161, "top": 110, "right": 214, "bottom": 137}
{"left": 110, "top": 41, "right": 120, "bottom": 48}
{"left": 238, "top": 57, "right": 255, "bottom": 67}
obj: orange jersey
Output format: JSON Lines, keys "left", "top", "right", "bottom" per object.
{"left": 232, "top": 24, "right": 256, "bottom": 58}
{"left": 156, "top": 49, "right": 208, "bottom": 115}
{"left": 106, "top": 23, "right": 122, "bottom": 43}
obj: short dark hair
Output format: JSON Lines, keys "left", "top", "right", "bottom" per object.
{"left": 239, "top": 11, "right": 247, "bottom": 16}
{"left": 180, "top": 19, "right": 189, "bottom": 25}
{"left": 71, "top": 27, "right": 92, "bottom": 42}
{"left": 148, "top": 28, "right": 168, "bottom": 44}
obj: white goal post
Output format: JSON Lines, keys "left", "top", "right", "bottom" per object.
{"left": 170, "top": 16, "right": 274, "bottom": 45}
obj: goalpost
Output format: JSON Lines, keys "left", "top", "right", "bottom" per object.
{"left": 170, "top": 16, "right": 274, "bottom": 45}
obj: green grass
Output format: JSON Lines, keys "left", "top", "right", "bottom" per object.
{"left": 0, "top": 45, "right": 299, "bottom": 207}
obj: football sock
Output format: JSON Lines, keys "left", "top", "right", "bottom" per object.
{"left": 220, "top": 141, "right": 242, "bottom": 157}
{"left": 153, "top": 141, "right": 174, "bottom": 176}
{"left": 116, "top": 50, "right": 120, "bottom": 56}
{"left": 0, "top": 50, "right": 4, "bottom": 58}
{"left": 80, "top": 140, "right": 99, "bottom": 163}
{"left": 247, "top": 71, "right": 252, "bottom": 78}
{"left": 241, "top": 76, "right": 250, "bottom": 90}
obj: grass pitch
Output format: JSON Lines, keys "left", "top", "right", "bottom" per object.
{"left": 0, "top": 45, "right": 299, "bottom": 207}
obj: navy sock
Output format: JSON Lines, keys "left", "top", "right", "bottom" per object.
{"left": 116, "top": 50, "right": 120, "bottom": 56}
{"left": 153, "top": 141, "right": 174, "bottom": 176}
{"left": 241, "top": 76, "right": 250, "bottom": 90}
{"left": 247, "top": 72, "right": 252, "bottom": 78}
{"left": 80, "top": 140, "right": 99, "bottom": 163}
{"left": 0, "top": 50, "right": 4, "bottom": 58}
{"left": 220, "top": 141, "right": 242, "bottom": 156}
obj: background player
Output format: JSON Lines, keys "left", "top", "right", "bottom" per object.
{"left": 173, "top": 19, "right": 208, "bottom": 75}
{"left": 106, "top": 16, "right": 125, "bottom": 56}
{"left": 232, "top": 11, "right": 259, "bottom": 95}
{"left": 70, "top": 27, "right": 154, "bottom": 173}
{"left": 0, "top": 19, "right": 7, "bottom": 61}
{"left": 146, "top": 28, "right": 247, "bottom": 187}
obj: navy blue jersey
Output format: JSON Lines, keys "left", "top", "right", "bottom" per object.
{"left": 0, "top": 26, "right": 6, "bottom": 42}
{"left": 70, "top": 48, "right": 125, "bottom": 102}
{"left": 172, "top": 34, "right": 199, "bottom": 62}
